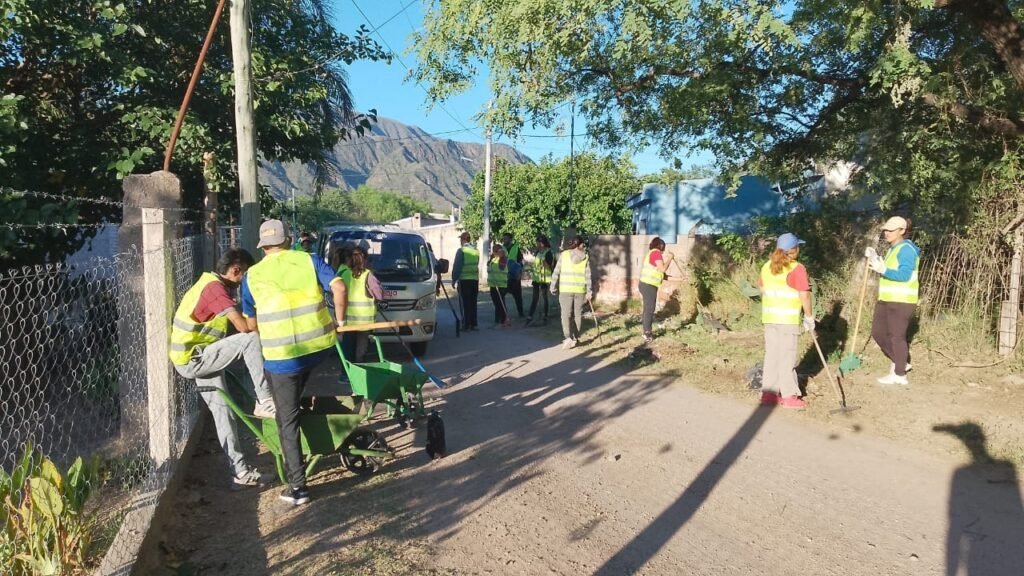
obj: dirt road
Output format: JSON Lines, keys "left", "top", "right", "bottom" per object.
{"left": 163, "top": 305, "right": 1024, "bottom": 575}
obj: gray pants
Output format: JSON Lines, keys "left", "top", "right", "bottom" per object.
{"left": 559, "top": 292, "right": 585, "bottom": 340}
{"left": 762, "top": 324, "right": 801, "bottom": 398}
{"left": 174, "top": 332, "right": 271, "bottom": 476}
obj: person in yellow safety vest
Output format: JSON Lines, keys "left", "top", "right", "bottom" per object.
{"left": 487, "top": 243, "right": 512, "bottom": 327}
{"left": 502, "top": 232, "right": 526, "bottom": 319}
{"left": 241, "top": 220, "right": 347, "bottom": 506}
{"left": 550, "top": 236, "right": 593, "bottom": 349}
{"left": 638, "top": 237, "right": 676, "bottom": 344}
{"left": 169, "top": 248, "right": 276, "bottom": 488}
{"left": 865, "top": 216, "right": 921, "bottom": 386}
{"left": 451, "top": 231, "right": 480, "bottom": 331}
{"left": 528, "top": 235, "right": 555, "bottom": 325}
{"left": 339, "top": 244, "right": 379, "bottom": 363}
{"left": 758, "top": 233, "right": 815, "bottom": 410}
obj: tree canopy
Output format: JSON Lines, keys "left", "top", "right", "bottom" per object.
{"left": 0, "top": 0, "right": 387, "bottom": 264}
{"left": 277, "top": 185, "right": 434, "bottom": 233}
{"left": 414, "top": 0, "right": 1024, "bottom": 229}
{"left": 461, "top": 152, "right": 636, "bottom": 245}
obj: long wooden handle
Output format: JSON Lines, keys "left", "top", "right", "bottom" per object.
{"left": 812, "top": 332, "right": 844, "bottom": 405}
{"left": 848, "top": 260, "right": 870, "bottom": 354}
{"left": 336, "top": 319, "right": 422, "bottom": 333}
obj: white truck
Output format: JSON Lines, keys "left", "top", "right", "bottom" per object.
{"left": 318, "top": 224, "right": 448, "bottom": 356}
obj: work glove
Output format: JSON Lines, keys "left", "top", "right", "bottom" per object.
{"left": 585, "top": 291, "right": 593, "bottom": 301}
{"left": 802, "top": 316, "right": 815, "bottom": 333}
{"left": 864, "top": 246, "right": 877, "bottom": 260}
{"left": 868, "top": 256, "right": 887, "bottom": 274}
{"left": 336, "top": 319, "right": 346, "bottom": 328}
{"left": 550, "top": 286, "right": 558, "bottom": 295}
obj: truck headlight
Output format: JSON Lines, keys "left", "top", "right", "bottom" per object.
{"left": 414, "top": 294, "right": 436, "bottom": 310}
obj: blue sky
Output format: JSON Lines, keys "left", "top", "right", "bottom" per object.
{"left": 334, "top": 0, "right": 694, "bottom": 176}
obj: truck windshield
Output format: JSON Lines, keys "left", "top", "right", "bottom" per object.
{"left": 327, "top": 231, "right": 433, "bottom": 283}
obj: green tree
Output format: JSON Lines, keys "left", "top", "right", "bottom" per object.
{"left": 462, "top": 153, "right": 636, "bottom": 245}
{"left": 0, "top": 0, "right": 387, "bottom": 265}
{"left": 348, "top": 185, "right": 433, "bottom": 223}
{"left": 285, "top": 186, "right": 433, "bottom": 234}
{"left": 413, "top": 0, "right": 1024, "bottom": 230}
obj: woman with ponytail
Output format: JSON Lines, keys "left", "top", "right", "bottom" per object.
{"left": 758, "top": 233, "right": 815, "bottom": 409}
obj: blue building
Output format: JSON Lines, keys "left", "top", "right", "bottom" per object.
{"left": 626, "top": 175, "right": 824, "bottom": 243}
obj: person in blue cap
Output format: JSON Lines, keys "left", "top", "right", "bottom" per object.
{"left": 757, "top": 232, "right": 815, "bottom": 409}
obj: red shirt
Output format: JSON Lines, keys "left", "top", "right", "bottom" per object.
{"left": 757, "top": 263, "right": 810, "bottom": 291}
{"left": 648, "top": 250, "right": 664, "bottom": 267}
{"left": 192, "top": 280, "right": 237, "bottom": 322}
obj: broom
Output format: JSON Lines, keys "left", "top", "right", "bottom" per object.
{"left": 839, "top": 258, "right": 870, "bottom": 375}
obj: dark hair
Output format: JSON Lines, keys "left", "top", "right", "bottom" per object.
{"left": 329, "top": 242, "right": 354, "bottom": 271}
{"left": 649, "top": 237, "right": 666, "bottom": 251}
{"left": 347, "top": 245, "right": 368, "bottom": 278}
{"left": 903, "top": 217, "right": 913, "bottom": 236}
{"left": 536, "top": 235, "right": 551, "bottom": 249}
{"left": 568, "top": 236, "right": 585, "bottom": 250}
{"left": 216, "top": 248, "right": 255, "bottom": 274}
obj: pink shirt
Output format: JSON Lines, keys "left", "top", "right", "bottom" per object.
{"left": 757, "top": 263, "right": 810, "bottom": 291}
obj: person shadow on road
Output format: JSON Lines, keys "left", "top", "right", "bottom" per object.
{"left": 934, "top": 422, "right": 1024, "bottom": 576}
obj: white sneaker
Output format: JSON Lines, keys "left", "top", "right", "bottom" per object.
{"left": 562, "top": 338, "right": 576, "bottom": 350}
{"left": 889, "top": 362, "right": 912, "bottom": 374}
{"left": 877, "top": 374, "right": 909, "bottom": 386}
{"left": 253, "top": 398, "right": 277, "bottom": 419}
{"left": 232, "top": 467, "right": 272, "bottom": 488}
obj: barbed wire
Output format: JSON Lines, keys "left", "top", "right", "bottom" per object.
{"left": 1, "top": 187, "right": 201, "bottom": 213}
{"left": 0, "top": 220, "right": 205, "bottom": 231}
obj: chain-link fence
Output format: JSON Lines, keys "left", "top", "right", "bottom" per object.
{"left": 1, "top": 221, "right": 206, "bottom": 574}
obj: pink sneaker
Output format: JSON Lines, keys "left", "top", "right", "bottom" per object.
{"left": 760, "top": 391, "right": 780, "bottom": 405}
{"left": 780, "top": 396, "right": 807, "bottom": 410}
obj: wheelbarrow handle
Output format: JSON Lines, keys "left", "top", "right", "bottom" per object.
{"left": 336, "top": 319, "right": 422, "bottom": 333}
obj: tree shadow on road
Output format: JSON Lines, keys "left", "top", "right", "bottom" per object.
{"left": 591, "top": 404, "right": 776, "bottom": 575}
{"left": 934, "top": 422, "right": 1024, "bottom": 576}
{"left": 261, "top": 327, "right": 681, "bottom": 573}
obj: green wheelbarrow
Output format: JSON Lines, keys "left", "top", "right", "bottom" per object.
{"left": 335, "top": 335, "right": 429, "bottom": 428}
{"left": 199, "top": 384, "right": 394, "bottom": 485}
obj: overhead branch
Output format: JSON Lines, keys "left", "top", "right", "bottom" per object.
{"left": 920, "top": 93, "right": 1024, "bottom": 137}
{"left": 932, "top": 0, "right": 1024, "bottom": 91}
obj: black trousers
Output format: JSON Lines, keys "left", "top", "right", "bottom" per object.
{"left": 458, "top": 280, "right": 479, "bottom": 329}
{"left": 507, "top": 277, "right": 524, "bottom": 317}
{"left": 639, "top": 281, "right": 658, "bottom": 335}
{"left": 530, "top": 282, "right": 550, "bottom": 319}
{"left": 871, "top": 301, "right": 916, "bottom": 376}
{"left": 490, "top": 287, "right": 509, "bottom": 324}
{"left": 268, "top": 367, "right": 314, "bottom": 489}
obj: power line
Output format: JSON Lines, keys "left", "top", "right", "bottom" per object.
{"left": 369, "top": 0, "right": 419, "bottom": 33}
{"left": 348, "top": 0, "right": 482, "bottom": 139}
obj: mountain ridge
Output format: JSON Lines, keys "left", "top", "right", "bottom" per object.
{"left": 260, "top": 116, "right": 532, "bottom": 211}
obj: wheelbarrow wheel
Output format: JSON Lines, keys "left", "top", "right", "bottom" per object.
{"left": 340, "top": 428, "right": 389, "bottom": 475}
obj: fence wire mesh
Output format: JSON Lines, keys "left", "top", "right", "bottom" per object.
{"left": 0, "top": 225, "right": 206, "bottom": 575}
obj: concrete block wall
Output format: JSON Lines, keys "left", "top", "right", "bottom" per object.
{"left": 589, "top": 234, "right": 698, "bottom": 306}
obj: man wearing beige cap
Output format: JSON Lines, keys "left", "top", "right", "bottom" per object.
{"left": 865, "top": 216, "right": 920, "bottom": 386}
{"left": 241, "top": 219, "right": 347, "bottom": 505}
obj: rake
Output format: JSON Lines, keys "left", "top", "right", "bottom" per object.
{"left": 810, "top": 330, "right": 860, "bottom": 414}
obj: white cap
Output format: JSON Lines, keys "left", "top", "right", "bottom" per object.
{"left": 882, "top": 216, "right": 907, "bottom": 231}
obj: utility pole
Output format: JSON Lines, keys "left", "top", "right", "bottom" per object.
{"left": 481, "top": 99, "right": 493, "bottom": 280}
{"left": 291, "top": 187, "right": 297, "bottom": 242}
{"left": 229, "top": 0, "right": 260, "bottom": 254}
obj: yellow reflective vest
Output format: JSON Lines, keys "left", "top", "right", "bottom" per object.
{"left": 558, "top": 250, "right": 588, "bottom": 294}
{"left": 344, "top": 271, "right": 376, "bottom": 325}
{"left": 878, "top": 242, "right": 920, "bottom": 304}
{"left": 760, "top": 261, "right": 802, "bottom": 325}
{"left": 533, "top": 248, "right": 553, "bottom": 284}
{"left": 169, "top": 273, "right": 231, "bottom": 366}
{"left": 246, "top": 250, "right": 335, "bottom": 361}
{"left": 640, "top": 249, "right": 665, "bottom": 288}
{"left": 488, "top": 257, "right": 508, "bottom": 288}
{"left": 458, "top": 245, "right": 479, "bottom": 281}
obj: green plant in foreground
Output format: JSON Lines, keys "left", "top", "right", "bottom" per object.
{"left": 1, "top": 443, "right": 101, "bottom": 575}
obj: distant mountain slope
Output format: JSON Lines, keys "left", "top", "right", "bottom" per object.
{"left": 260, "top": 117, "right": 532, "bottom": 211}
